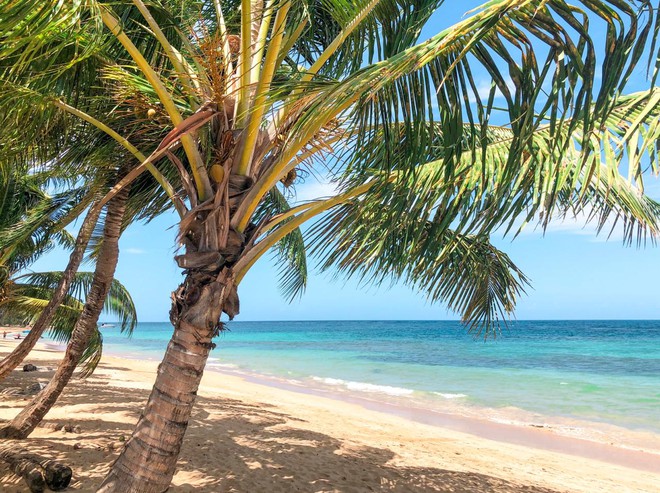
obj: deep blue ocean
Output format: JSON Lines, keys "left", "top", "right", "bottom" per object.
{"left": 97, "top": 320, "right": 660, "bottom": 434}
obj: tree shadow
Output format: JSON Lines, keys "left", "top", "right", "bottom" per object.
{"left": 1, "top": 367, "right": 563, "bottom": 492}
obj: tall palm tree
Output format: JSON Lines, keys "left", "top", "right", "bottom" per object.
{"left": 0, "top": 180, "right": 104, "bottom": 380}
{"left": 0, "top": 170, "right": 136, "bottom": 380}
{"left": 2, "top": 1, "right": 660, "bottom": 491}
{"left": 0, "top": 185, "right": 132, "bottom": 438}
{"left": 0, "top": 207, "right": 102, "bottom": 380}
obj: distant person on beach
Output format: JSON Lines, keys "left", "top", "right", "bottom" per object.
{"left": 2, "top": 331, "right": 6, "bottom": 339}
{"left": 14, "top": 333, "right": 21, "bottom": 339}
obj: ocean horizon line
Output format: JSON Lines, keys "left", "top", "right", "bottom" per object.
{"left": 100, "top": 318, "right": 660, "bottom": 324}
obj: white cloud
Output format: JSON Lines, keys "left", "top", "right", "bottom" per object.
{"left": 125, "top": 247, "right": 147, "bottom": 255}
{"left": 468, "top": 77, "right": 515, "bottom": 104}
{"left": 516, "top": 209, "right": 628, "bottom": 243}
{"left": 292, "top": 180, "right": 340, "bottom": 203}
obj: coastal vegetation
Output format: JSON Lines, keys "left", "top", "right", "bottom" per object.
{"left": 0, "top": 169, "right": 137, "bottom": 379}
{"left": 1, "top": 0, "right": 660, "bottom": 491}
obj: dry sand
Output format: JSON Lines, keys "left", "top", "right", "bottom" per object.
{"left": 0, "top": 338, "right": 658, "bottom": 493}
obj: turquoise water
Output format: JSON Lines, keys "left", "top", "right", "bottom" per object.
{"left": 97, "top": 320, "right": 660, "bottom": 434}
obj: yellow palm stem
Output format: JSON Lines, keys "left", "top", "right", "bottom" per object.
{"left": 132, "top": 0, "right": 202, "bottom": 105}
{"left": 237, "top": 0, "right": 253, "bottom": 127}
{"left": 100, "top": 6, "right": 212, "bottom": 201}
{"left": 53, "top": 100, "right": 185, "bottom": 218}
{"left": 233, "top": 98, "right": 356, "bottom": 232}
{"left": 301, "top": 0, "right": 382, "bottom": 84}
{"left": 250, "top": 0, "right": 275, "bottom": 83}
{"left": 275, "top": 17, "right": 308, "bottom": 68}
{"left": 235, "top": 0, "right": 291, "bottom": 176}
{"left": 233, "top": 181, "right": 373, "bottom": 283}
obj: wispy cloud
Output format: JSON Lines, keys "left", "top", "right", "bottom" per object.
{"left": 125, "top": 247, "right": 146, "bottom": 255}
{"left": 292, "top": 181, "right": 340, "bottom": 203}
{"left": 516, "top": 209, "right": 629, "bottom": 243}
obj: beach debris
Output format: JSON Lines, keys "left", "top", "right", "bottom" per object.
{"left": 59, "top": 424, "right": 81, "bottom": 433}
{"left": 107, "top": 441, "right": 125, "bottom": 452}
{"left": 0, "top": 447, "right": 72, "bottom": 492}
{"left": 40, "top": 421, "right": 81, "bottom": 433}
{"left": 23, "top": 364, "right": 38, "bottom": 372}
{"left": 0, "top": 386, "right": 22, "bottom": 397}
{"left": 0, "top": 452, "right": 45, "bottom": 492}
{"left": 24, "top": 382, "right": 46, "bottom": 395}
{"left": 40, "top": 460, "right": 72, "bottom": 491}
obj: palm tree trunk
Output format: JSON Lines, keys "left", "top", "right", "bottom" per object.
{"left": 0, "top": 205, "right": 101, "bottom": 382}
{"left": 98, "top": 269, "right": 233, "bottom": 493}
{"left": 0, "top": 189, "right": 127, "bottom": 439}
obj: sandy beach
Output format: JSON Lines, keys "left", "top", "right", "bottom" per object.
{"left": 0, "top": 337, "right": 658, "bottom": 493}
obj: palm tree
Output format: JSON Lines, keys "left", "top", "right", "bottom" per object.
{"left": 0, "top": 170, "right": 105, "bottom": 380}
{"left": 0, "top": 186, "right": 132, "bottom": 438}
{"left": 0, "top": 170, "right": 136, "bottom": 381}
{"left": 2, "top": 1, "right": 660, "bottom": 491}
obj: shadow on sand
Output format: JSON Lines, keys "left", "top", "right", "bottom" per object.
{"left": 0, "top": 362, "right": 562, "bottom": 493}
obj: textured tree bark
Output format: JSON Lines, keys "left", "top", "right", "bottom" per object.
{"left": 0, "top": 190, "right": 127, "bottom": 439}
{"left": 98, "top": 270, "right": 232, "bottom": 493}
{"left": 0, "top": 449, "right": 46, "bottom": 493}
{"left": 0, "top": 205, "right": 101, "bottom": 382}
{"left": 39, "top": 459, "right": 73, "bottom": 491}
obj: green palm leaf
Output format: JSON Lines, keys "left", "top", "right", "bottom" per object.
{"left": 255, "top": 188, "right": 308, "bottom": 300}
{"left": 15, "top": 272, "right": 137, "bottom": 335}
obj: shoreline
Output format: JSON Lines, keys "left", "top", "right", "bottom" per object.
{"left": 1, "top": 338, "right": 659, "bottom": 492}
{"left": 212, "top": 367, "right": 660, "bottom": 473}
{"left": 49, "top": 337, "right": 660, "bottom": 470}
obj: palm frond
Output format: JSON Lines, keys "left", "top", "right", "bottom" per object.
{"left": 268, "top": 1, "right": 656, "bottom": 203}
{"left": 309, "top": 207, "right": 528, "bottom": 335}
{"left": 255, "top": 188, "right": 308, "bottom": 300}
{"left": 16, "top": 272, "right": 137, "bottom": 335}
{"left": 77, "top": 326, "right": 103, "bottom": 378}
{"left": 335, "top": 89, "right": 660, "bottom": 249}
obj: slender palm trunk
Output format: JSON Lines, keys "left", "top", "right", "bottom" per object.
{"left": 0, "top": 190, "right": 127, "bottom": 439}
{"left": 100, "top": 169, "right": 246, "bottom": 492}
{"left": 0, "top": 205, "right": 101, "bottom": 382}
{"left": 98, "top": 270, "right": 232, "bottom": 493}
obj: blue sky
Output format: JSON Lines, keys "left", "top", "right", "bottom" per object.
{"left": 30, "top": 2, "right": 660, "bottom": 322}
{"left": 31, "top": 185, "right": 660, "bottom": 322}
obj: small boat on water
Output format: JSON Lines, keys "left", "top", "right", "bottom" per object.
{"left": 99, "top": 323, "right": 115, "bottom": 328}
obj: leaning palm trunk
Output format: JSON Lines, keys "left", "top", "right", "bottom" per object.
{"left": 98, "top": 271, "right": 232, "bottom": 493}
{"left": 0, "top": 205, "right": 101, "bottom": 382}
{"left": 0, "top": 189, "right": 127, "bottom": 439}
{"left": 99, "top": 207, "right": 237, "bottom": 492}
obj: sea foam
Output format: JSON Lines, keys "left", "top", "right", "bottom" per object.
{"left": 312, "top": 377, "right": 414, "bottom": 396}
{"left": 433, "top": 392, "right": 467, "bottom": 399}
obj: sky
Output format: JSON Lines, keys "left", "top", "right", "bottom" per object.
{"left": 30, "top": 181, "right": 660, "bottom": 322}
{"left": 29, "top": 2, "right": 660, "bottom": 322}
